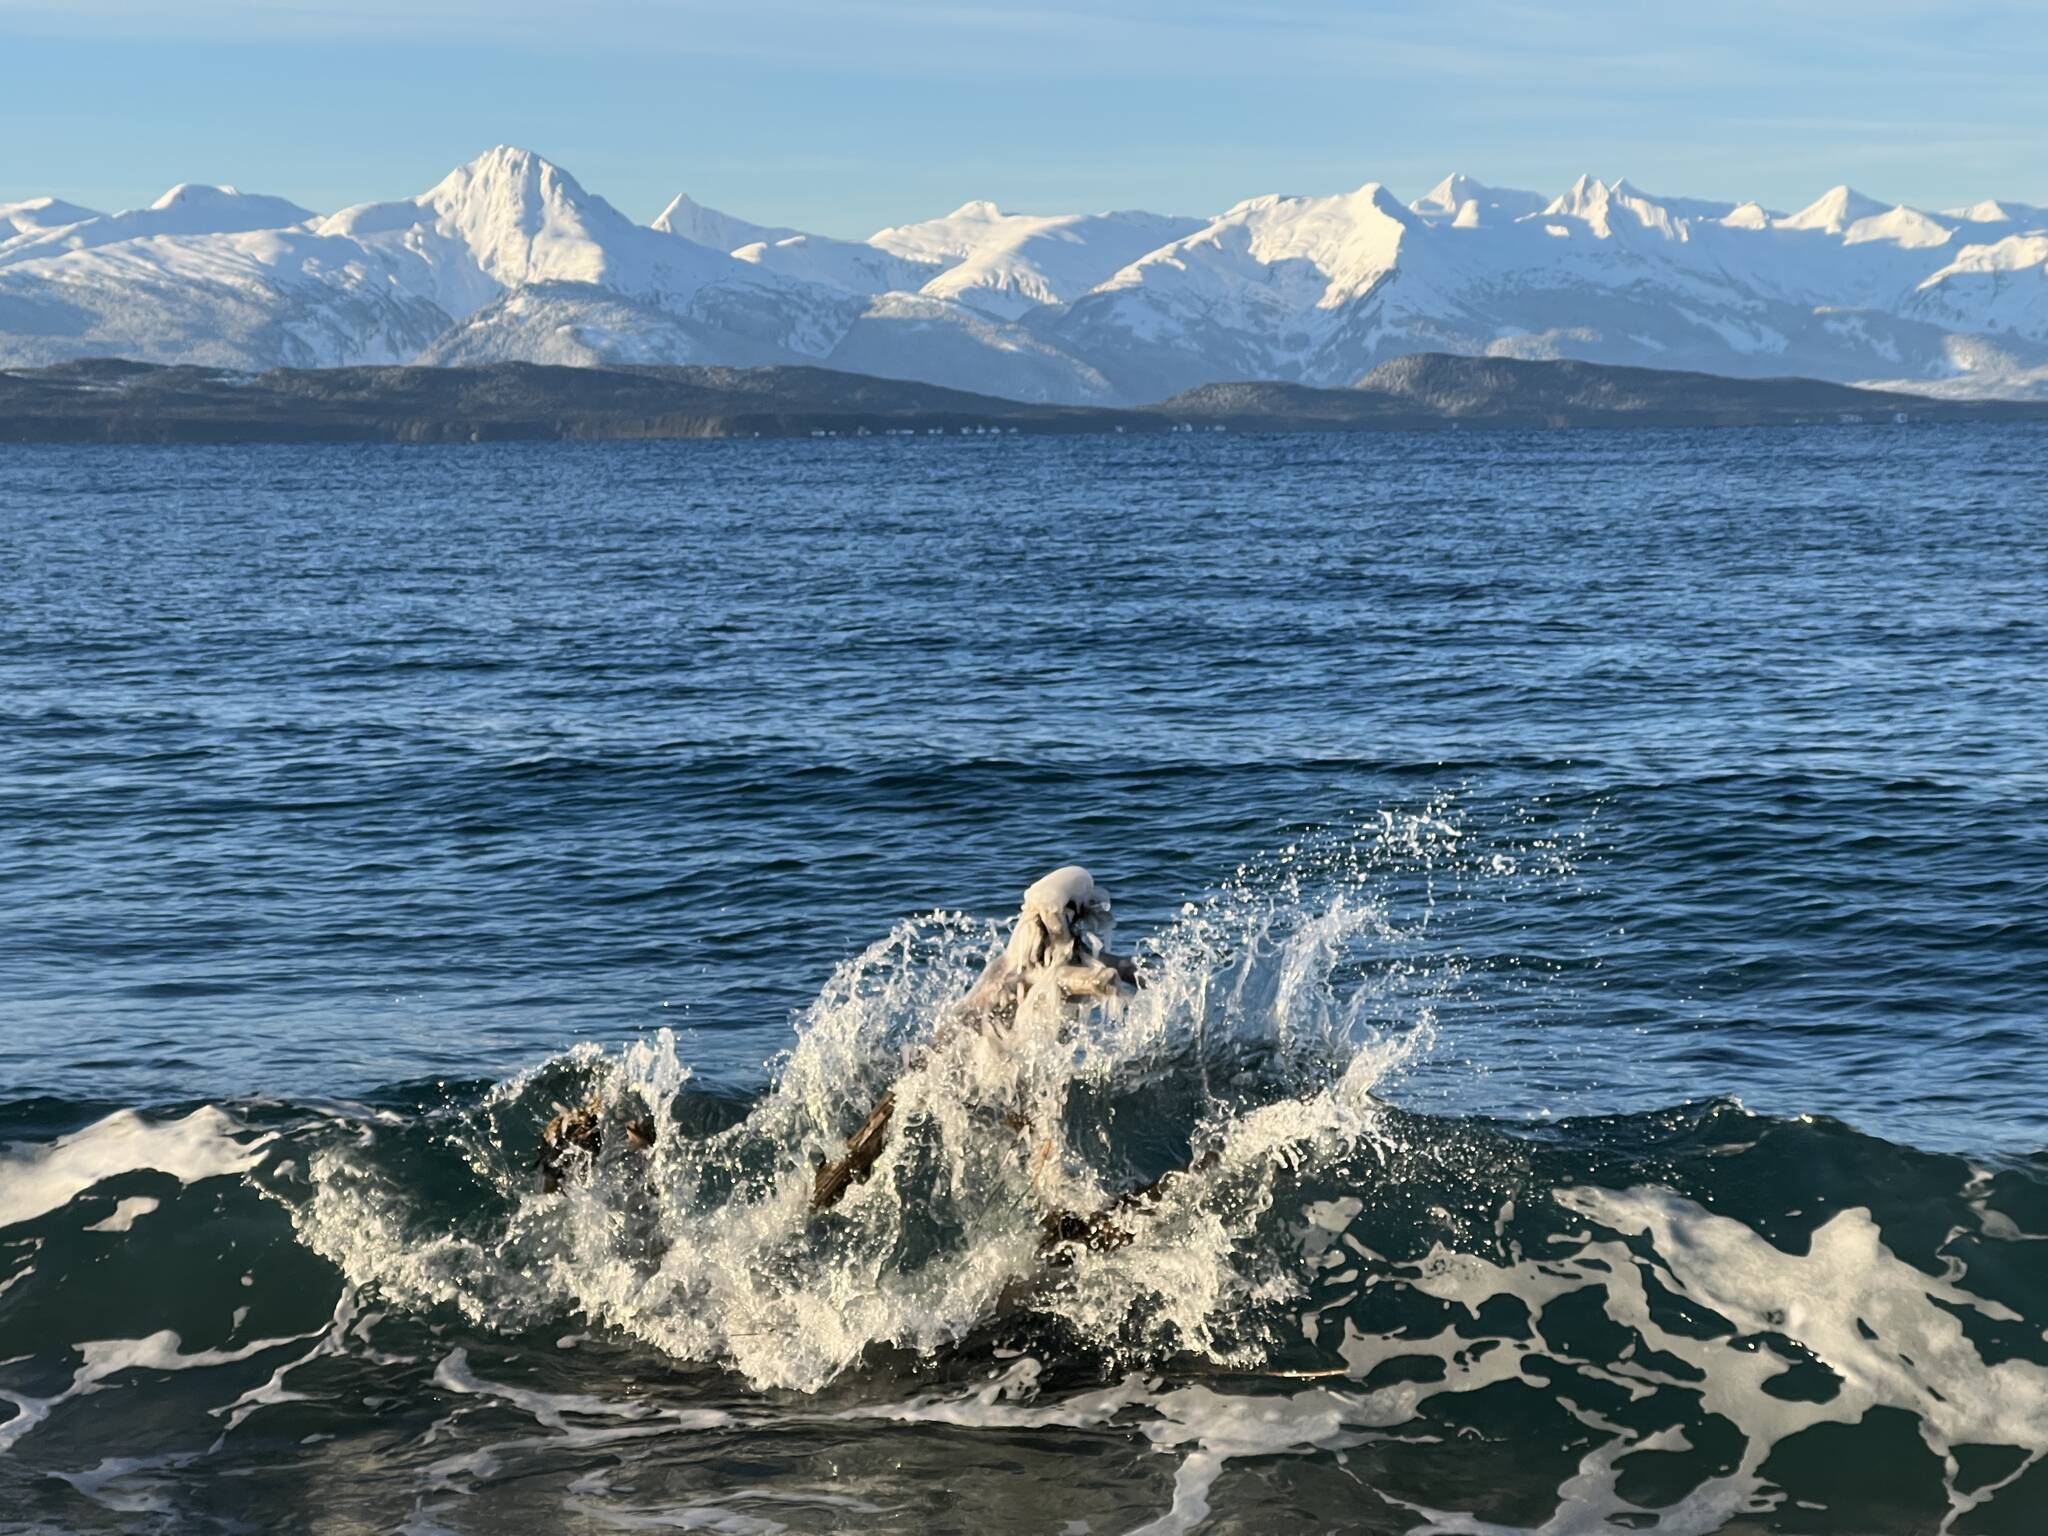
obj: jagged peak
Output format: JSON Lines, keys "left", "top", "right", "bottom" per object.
{"left": 423, "top": 146, "right": 592, "bottom": 209}
{"left": 1777, "top": 184, "right": 1888, "bottom": 233}
{"left": 404, "top": 146, "right": 654, "bottom": 290}
{"left": 1540, "top": 176, "right": 1699, "bottom": 240}
{"left": 947, "top": 199, "right": 1005, "bottom": 221}
{"left": 1412, "top": 172, "right": 1479, "bottom": 213}
{"left": 1410, "top": 174, "right": 1548, "bottom": 225}
{"left": 1346, "top": 181, "right": 1411, "bottom": 219}
{"left": 652, "top": 192, "right": 796, "bottom": 250}
{"left": 467, "top": 144, "right": 552, "bottom": 175}
{"left": 1544, "top": 174, "right": 1612, "bottom": 218}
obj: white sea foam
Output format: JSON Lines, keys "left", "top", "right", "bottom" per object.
{"left": 394, "top": 1345, "right": 737, "bottom": 1521}
{"left": 832, "top": 1172, "right": 2048, "bottom": 1534}
{"left": 1548, "top": 1184, "right": 2048, "bottom": 1530}
{"left": 432, "top": 1346, "right": 730, "bottom": 1435}
{"left": 0, "top": 1238, "right": 36, "bottom": 1300}
{"left": 0, "top": 1106, "right": 274, "bottom": 1231}
{"left": 0, "top": 1326, "right": 319, "bottom": 1455}
{"left": 209, "top": 1290, "right": 367, "bottom": 1442}
{"left": 84, "top": 1196, "right": 161, "bottom": 1234}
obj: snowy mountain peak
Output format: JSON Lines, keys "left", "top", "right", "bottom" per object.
{"left": 651, "top": 192, "right": 797, "bottom": 253}
{"left": 1542, "top": 174, "right": 1699, "bottom": 238}
{"left": 1214, "top": 181, "right": 1412, "bottom": 239}
{"left": 1350, "top": 181, "right": 1412, "bottom": 219}
{"left": 1542, "top": 176, "right": 1650, "bottom": 237}
{"left": 1102, "top": 180, "right": 1415, "bottom": 315}
{"left": 1410, "top": 174, "right": 1547, "bottom": 226}
{"left": 130, "top": 183, "right": 314, "bottom": 230}
{"left": 1604, "top": 181, "right": 1700, "bottom": 240}
{"left": 1205, "top": 181, "right": 1408, "bottom": 229}
{"left": 0, "top": 196, "right": 101, "bottom": 234}
{"left": 423, "top": 146, "right": 586, "bottom": 217}
{"left": 1950, "top": 199, "right": 2017, "bottom": 224}
{"left": 416, "top": 146, "right": 640, "bottom": 288}
{"left": 1943, "top": 198, "right": 2048, "bottom": 230}
{"left": 1219, "top": 192, "right": 1291, "bottom": 220}
{"left": 448, "top": 145, "right": 548, "bottom": 179}
{"left": 1411, "top": 172, "right": 1479, "bottom": 215}
{"left": 1771, "top": 185, "right": 1953, "bottom": 249}
{"left": 863, "top": 201, "right": 1206, "bottom": 320}
{"left": 302, "top": 146, "right": 740, "bottom": 321}
{"left": 1778, "top": 185, "right": 1889, "bottom": 234}
{"left": 151, "top": 183, "right": 238, "bottom": 210}
{"left": 0, "top": 182, "right": 316, "bottom": 267}
{"left": 1845, "top": 204, "right": 1953, "bottom": 250}
{"left": 1545, "top": 174, "right": 1612, "bottom": 218}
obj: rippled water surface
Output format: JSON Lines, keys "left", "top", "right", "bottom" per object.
{"left": 2, "top": 427, "right": 2045, "bottom": 1533}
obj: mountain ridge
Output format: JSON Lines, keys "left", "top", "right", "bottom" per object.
{"left": 7, "top": 351, "right": 2046, "bottom": 444}
{"left": 4, "top": 147, "right": 2047, "bottom": 403}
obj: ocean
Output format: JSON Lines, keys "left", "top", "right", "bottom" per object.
{"left": 2, "top": 426, "right": 2044, "bottom": 1533}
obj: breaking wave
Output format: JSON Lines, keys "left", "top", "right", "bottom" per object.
{"left": 288, "top": 815, "right": 1469, "bottom": 1393}
{"left": 5, "top": 813, "right": 2047, "bottom": 1532}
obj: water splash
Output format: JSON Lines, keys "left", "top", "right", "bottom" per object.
{"left": 286, "top": 814, "right": 1482, "bottom": 1392}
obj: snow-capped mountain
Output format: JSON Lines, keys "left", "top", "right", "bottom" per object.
{"left": 0, "top": 185, "right": 317, "bottom": 266}
{"left": 0, "top": 197, "right": 102, "bottom": 242}
{"left": 1409, "top": 174, "right": 1549, "bottom": 225}
{"left": 867, "top": 202, "right": 1207, "bottom": 319}
{"left": 3, "top": 148, "right": 2046, "bottom": 402}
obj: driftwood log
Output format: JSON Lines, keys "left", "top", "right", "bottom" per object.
{"left": 810, "top": 1091, "right": 896, "bottom": 1209}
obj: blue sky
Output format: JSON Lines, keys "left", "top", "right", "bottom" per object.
{"left": 4, "top": 1, "right": 2044, "bottom": 235}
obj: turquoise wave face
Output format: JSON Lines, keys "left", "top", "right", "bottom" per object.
{"left": 4, "top": 1086, "right": 2045, "bottom": 1529}
{"left": 3, "top": 426, "right": 2047, "bottom": 1530}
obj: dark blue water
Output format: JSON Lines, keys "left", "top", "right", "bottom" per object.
{"left": 2, "top": 428, "right": 2045, "bottom": 1533}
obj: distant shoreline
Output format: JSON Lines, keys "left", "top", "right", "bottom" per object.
{"left": 5, "top": 352, "right": 2047, "bottom": 445}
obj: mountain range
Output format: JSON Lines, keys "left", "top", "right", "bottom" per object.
{"left": 4, "top": 147, "right": 2046, "bottom": 404}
